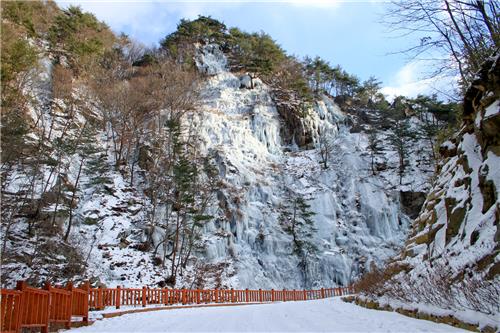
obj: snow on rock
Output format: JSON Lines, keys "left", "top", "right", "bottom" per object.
{"left": 1, "top": 43, "right": 433, "bottom": 291}
{"left": 182, "top": 45, "right": 420, "bottom": 289}
{"left": 195, "top": 43, "right": 228, "bottom": 75}
{"left": 484, "top": 99, "right": 499, "bottom": 118}
{"left": 365, "top": 53, "right": 500, "bottom": 331}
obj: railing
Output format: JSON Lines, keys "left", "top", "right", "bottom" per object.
{"left": 68, "top": 282, "right": 89, "bottom": 322}
{"left": 45, "top": 282, "right": 72, "bottom": 329}
{"left": 16, "top": 281, "right": 50, "bottom": 333}
{"left": 1, "top": 281, "right": 354, "bottom": 332}
{"left": 0, "top": 281, "right": 89, "bottom": 333}
{"left": 0, "top": 290, "right": 21, "bottom": 333}
{"left": 88, "top": 286, "right": 355, "bottom": 310}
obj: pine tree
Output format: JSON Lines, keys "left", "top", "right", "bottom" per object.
{"left": 387, "top": 118, "right": 414, "bottom": 185}
{"left": 280, "top": 192, "right": 318, "bottom": 286}
{"left": 367, "top": 129, "right": 381, "bottom": 175}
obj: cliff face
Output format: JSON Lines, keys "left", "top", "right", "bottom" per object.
{"left": 401, "top": 54, "right": 499, "bottom": 278}
{"left": 365, "top": 55, "right": 500, "bottom": 329}
{"left": 2, "top": 44, "right": 437, "bottom": 290}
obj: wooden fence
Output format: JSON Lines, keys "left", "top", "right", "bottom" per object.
{"left": 87, "top": 286, "right": 354, "bottom": 310}
{"left": 0, "top": 281, "right": 88, "bottom": 333}
{"left": 1, "top": 282, "right": 354, "bottom": 332}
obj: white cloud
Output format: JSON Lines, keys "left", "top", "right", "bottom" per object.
{"left": 55, "top": 1, "right": 224, "bottom": 45}
{"left": 381, "top": 61, "right": 458, "bottom": 101}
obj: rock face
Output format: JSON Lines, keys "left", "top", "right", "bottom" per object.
{"left": 1, "top": 44, "right": 435, "bottom": 290}
{"left": 187, "top": 45, "right": 412, "bottom": 289}
{"left": 397, "top": 54, "right": 499, "bottom": 286}
{"left": 399, "top": 191, "right": 426, "bottom": 219}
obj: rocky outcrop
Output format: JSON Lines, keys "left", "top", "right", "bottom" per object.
{"left": 403, "top": 54, "right": 499, "bottom": 269}
{"left": 272, "top": 89, "right": 314, "bottom": 147}
{"left": 363, "top": 54, "right": 499, "bottom": 329}
{"left": 399, "top": 191, "right": 426, "bottom": 219}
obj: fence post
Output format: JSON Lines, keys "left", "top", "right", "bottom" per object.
{"left": 116, "top": 286, "right": 121, "bottom": 309}
{"left": 83, "top": 282, "right": 90, "bottom": 323}
{"left": 98, "top": 287, "right": 103, "bottom": 310}
{"left": 16, "top": 281, "right": 27, "bottom": 330}
{"left": 258, "top": 289, "right": 262, "bottom": 302}
{"left": 283, "top": 289, "right": 286, "bottom": 302}
{"left": 271, "top": 289, "right": 275, "bottom": 302}
{"left": 142, "top": 287, "right": 147, "bottom": 307}
{"left": 43, "top": 281, "right": 53, "bottom": 331}
{"left": 65, "top": 282, "right": 74, "bottom": 329}
{"left": 321, "top": 288, "right": 325, "bottom": 299}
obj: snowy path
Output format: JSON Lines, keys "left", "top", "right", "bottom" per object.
{"left": 71, "top": 298, "right": 467, "bottom": 332}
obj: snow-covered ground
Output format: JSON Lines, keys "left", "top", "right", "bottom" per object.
{"left": 71, "top": 298, "right": 467, "bottom": 332}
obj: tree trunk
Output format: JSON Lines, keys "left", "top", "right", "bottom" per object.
{"left": 444, "top": 0, "right": 479, "bottom": 70}
{"left": 64, "top": 156, "right": 85, "bottom": 242}
{"left": 371, "top": 153, "right": 375, "bottom": 175}
{"left": 399, "top": 151, "right": 405, "bottom": 185}
{"left": 170, "top": 212, "right": 181, "bottom": 281}
{"left": 475, "top": 0, "right": 499, "bottom": 47}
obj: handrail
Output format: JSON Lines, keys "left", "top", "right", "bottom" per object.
{"left": 0, "top": 289, "right": 21, "bottom": 333}
{"left": 1, "top": 281, "right": 354, "bottom": 332}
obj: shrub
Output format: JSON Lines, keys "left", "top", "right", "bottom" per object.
{"left": 359, "top": 260, "right": 500, "bottom": 316}
{"left": 48, "top": 5, "right": 115, "bottom": 71}
{"left": 353, "top": 262, "right": 409, "bottom": 296}
{"left": 51, "top": 64, "right": 73, "bottom": 100}
{"left": 1, "top": 0, "right": 58, "bottom": 37}
{"left": 1, "top": 22, "right": 39, "bottom": 106}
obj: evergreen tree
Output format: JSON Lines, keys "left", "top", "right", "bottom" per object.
{"left": 228, "top": 28, "right": 286, "bottom": 87}
{"left": 280, "top": 192, "right": 318, "bottom": 286}
{"left": 367, "top": 129, "right": 381, "bottom": 175}
{"left": 356, "top": 76, "right": 382, "bottom": 106}
{"left": 48, "top": 5, "right": 115, "bottom": 71}
{"left": 387, "top": 117, "right": 414, "bottom": 185}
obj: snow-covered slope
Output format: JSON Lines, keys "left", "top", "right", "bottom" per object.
{"left": 174, "top": 45, "right": 427, "bottom": 289}
{"left": 1, "top": 44, "right": 434, "bottom": 290}
{"left": 399, "top": 54, "right": 499, "bottom": 284}
{"left": 359, "top": 55, "right": 499, "bottom": 331}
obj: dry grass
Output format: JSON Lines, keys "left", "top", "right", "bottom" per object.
{"left": 356, "top": 261, "right": 500, "bottom": 315}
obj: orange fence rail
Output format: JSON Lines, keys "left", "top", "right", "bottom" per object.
{"left": 1, "top": 281, "right": 89, "bottom": 333}
{"left": 1, "top": 281, "right": 354, "bottom": 333}
{"left": 0, "top": 290, "right": 21, "bottom": 333}
{"left": 16, "top": 281, "right": 50, "bottom": 333}
{"left": 87, "top": 286, "right": 355, "bottom": 310}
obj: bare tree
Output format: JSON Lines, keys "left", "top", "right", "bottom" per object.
{"left": 318, "top": 125, "right": 334, "bottom": 169}
{"left": 367, "top": 129, "right": 381, "bottom": 175}
{"left": 385, "top": 0, "right": 499, "bottom": 90}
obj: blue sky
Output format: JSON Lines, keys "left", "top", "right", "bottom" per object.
{"left": 56, "top": 0, "right": 456, "bottom": 99}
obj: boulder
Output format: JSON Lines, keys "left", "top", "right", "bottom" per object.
{"left": 239, "top": 74, "right": 252, "bottom": 89}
